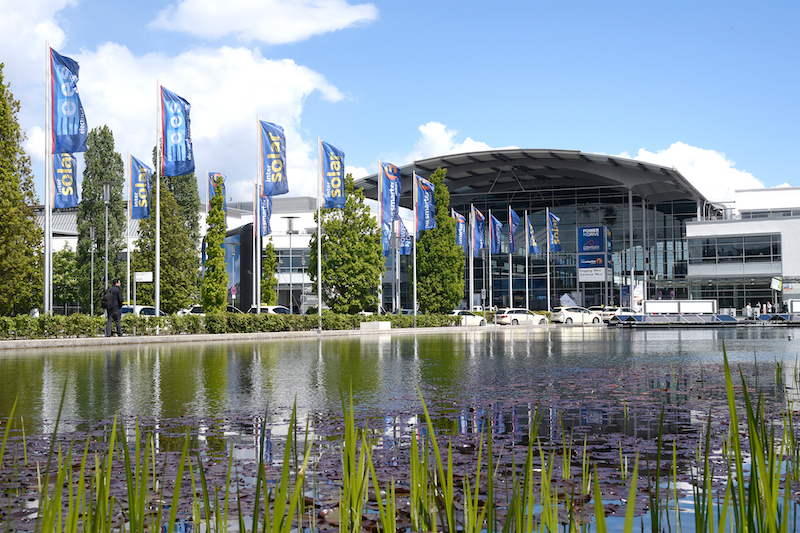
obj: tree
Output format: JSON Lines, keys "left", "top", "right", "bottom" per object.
{"left": 417, "top": 167, "right": 465, "bottom": 313}
{"left": 201, "top": 182, "right": 228, "bottom": 313}
{"left": 131, "top": 186, "right": 198, "bottom": 313}
{"left": 53, "top": 243, "right": 79, "bottom": 306}
{"left": 76, "top": 125, "right": 126, "bottom": 313}
{"left": 0, "top": 64, "right": 43, "bottom": 315}
{"left": 309, "top": 175, "right": 384, "bottom": 314}
{"left": 151, "top": 146, "right": 202, "bottom": 246}
{"left": 261, "top": 238, "right": 278, "bottom": 305}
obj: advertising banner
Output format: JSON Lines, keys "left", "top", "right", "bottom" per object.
{"left": 381, "top": 162, "right": 401, "bottom": 225}
{"left": 53, "top": 153, "right": 78, "bottom": 209}
{"left": 578, "top": 226, "right": 607, "bottom": 253}
{"left": 260, "top": 121, "right": 288, "bottom": 196}
{"left": 130, "top": 155, "right": 152, "bottom": 219}
{"left": 160, "top": 87, "right": 194, "bottom": 177}
{"left": 50, "top": 48, "right": 87, "bottom": 153}
{"left": 321, "top": 141, "right": 345, "bottom": 209}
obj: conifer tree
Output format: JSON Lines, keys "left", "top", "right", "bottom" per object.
{"left": 201, "top": 182, "right": 228, "bottom": 313}
{"left": 0, "top": 64, "right": 43, "bottom": 315}
{"left": 261, "top": 238, "right": 278, "bottom": 305}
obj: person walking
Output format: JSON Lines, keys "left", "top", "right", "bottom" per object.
{"left": 105, "top": 279, "right": 124, "bottom": 337}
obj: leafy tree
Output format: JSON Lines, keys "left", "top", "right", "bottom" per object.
{"left": 261, "top": 238, "right": 278, "bottom": 305}
{"left": 309, "top": 175, "right": 384, "bottom": 314}
{"left": 201, "top": 182, "right": 228, "bottom": 313}
{"left": 76, "top": 125, "right": 126, "bottom": 312}
{"left": 53, "top": 243, "right": 79, "bottom": 306}
{"left": 151, "top": 146, "right": 202, "bottom": 246}
{"left": 0, "top": 64, "right": 43, "bottom": 315}
{"left": 417, "top": 167, "right": 465, "bottom": 313}
{"left": 131, "top": 186, "right": 198, "bottom": 313}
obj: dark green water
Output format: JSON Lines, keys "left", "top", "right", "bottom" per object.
{"left": 0, "top": 327, "right": 797, "bottom": 436}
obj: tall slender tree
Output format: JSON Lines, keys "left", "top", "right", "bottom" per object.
{"left": 309, "top": 175, "right": 384, "bottom": 314}
{"left": 0, "top": 64, "right": 43, "bottom": 315}
{"left": 76, "top": 126, "right": 126, "bottom": 312}
{"left": 417, "top": 167, "right": 465, "bottom": 313}
{"left": 201, "top": 182, "right": 228, "bottom": 313}
{"left": 53, "top": 243, "right": 79, "bottom": 308}
{"left": 261, "top": 238, "right": 278, "bottom": 305}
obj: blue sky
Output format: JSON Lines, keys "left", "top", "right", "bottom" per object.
{"left": 2, "top": 0, "right": 798, "bottom": 205}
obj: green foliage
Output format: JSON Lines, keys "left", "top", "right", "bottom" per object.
{"left": 261, "top": 238, "right": 278, "bottom": 305}
{"left": 53, "top": 243, "right": 79, "bottom": 305}
{"left": 151, "top": 145, "right": 202, "bottom": 246}
{"left": 201, "top": 183, "right": 228, "bottom": 313}
{"left": 131, "top": 186, "right": 198, "bottom": 313}
{"left": 417, "top": 168, "right": 465, "bottom": 313}
{"left": 309, "top": 175, "right": 384, "bottom": 314}
{"left": 0, "top": 64, "right": 43, "bottom": 315}
{"left": 76, "top": 125, "right": 126, "bottom": 313}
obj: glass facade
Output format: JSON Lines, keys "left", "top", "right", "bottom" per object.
{"left": 688, "top": 234, "right": 781, "bottom": 264}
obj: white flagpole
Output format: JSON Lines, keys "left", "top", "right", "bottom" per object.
{"left": 546, "top": 207, "right": 551, "bottom": 313}
{"left": 508, "top": 205, "right": 513, "bottom": 309}
{"left": 317, "top": 138, "right": 322, "bottom": 329}
{"left": 525, "top": 211, "right": 530, "bottom": 311}
{"left": 377, "top": 160, "right": 384, "bottom": 312}
{"left": 126, "top": 152, "right": 131, "bottom": 304}
{"left": 44, "top": 42, "right": 52, "bottom": 314}
{"left": 412, "top": 173, "right": 418, "bottom": 320}
{"left": 155, "top": 83, "right": 161, "bottom": 318}
{"left": 488, "top": 209, "right": 493, "bottom": 312}
{"left": 253, "top": 181, "right": 259, "bottom": 312}
{"left": 469, "top": 205, "right": 475, "bottom": 311}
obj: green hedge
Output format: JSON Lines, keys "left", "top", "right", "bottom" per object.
{"left": 0, "top": 311, "right": 461, "bottom": 340}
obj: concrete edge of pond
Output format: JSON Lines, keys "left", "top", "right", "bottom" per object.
{"left": 0, "top": 323, "right": 562, "bottom": 351}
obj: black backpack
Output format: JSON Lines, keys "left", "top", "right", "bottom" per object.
{"left": 101, "top": 289, "right": 112, "bottom": 310}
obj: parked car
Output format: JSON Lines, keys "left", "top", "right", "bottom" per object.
{"left": 450, "top": 309, "right": 486, "bottom": 326}
{"left": 551, "top": 306, "right": 602, "bottom": 324}
{"left": 178, "top": 304, "right": 243, "bottom": 316}
{"left": 601, "top": 307, "right": 637, "bottom": 322}
{"left": 121, "top": 305, "right": 166, "bottom": 317}
{"left": 495, "top": 308, "right": 548, "bottom": 325}
{"left": 247, "top": 304, "right": 290, "bottom": 314}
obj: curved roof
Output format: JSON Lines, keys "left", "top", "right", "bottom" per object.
{"left": 356, "top": 149, "right": 710, "bottom": 216}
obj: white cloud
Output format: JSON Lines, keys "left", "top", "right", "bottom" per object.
{"left": 149, "top": 0, "right": 378, "bottom": 44}
{"left": 405, "top": 122, "right": 517, "bottom": 163}
{"left": 623, "top": 141, "right": 764, "bottom": 203}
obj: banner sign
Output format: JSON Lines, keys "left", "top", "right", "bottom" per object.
{"left": 415, "top": 175, "right": 436, "bottom": 235}
{"left": 382, "top": 221, "right": 391, "bottom": 257}
{"left": 260, "top": 121, "right": 288, "bottom": 196}
{"left": 398, "top": 219, "right": 412, "bottom": 256}
{"left": 53, "top": 153, "right": 78, "bottom": 209}
{"left": 526, "top": 214, "right": 540, "bottom": 254}
{"left": 208, "top": 172, "right": 227, "bottom": 215}
{"left": 578, "top": 254, "right": 606, "bottom": 268}
{"left": 508, "top": 209, "right": 520, "bottom": 253}
{"left": 160, "top": 87, "right": 194, "bottom": 177}
{"left": 130, "top": 155, "right": 152, "bottom": 219}
{"left": 548, "top": 211, "right": 561, "bottom": 252}
{"left": 381, "top": 162, "right": 401, "bottom": 226}
{"left": 50, "top": 49, "right": 87, "bottom": 153}
{"left": 489, "top": 214, "right": 502, "bottom": 254}
{"left": 321, "top": 141, "right": 345, "bottom": 209}
{"left": 453, "top": 210, "right": 467, "bottom": 253}
{"left": 472, "top": 207, "right": 485, "bottom": 257}
{"left": 259, "top": 194, "right": 272, "bottom": 236}
{"left": 578, "top": 226, "right": 608, "bottom": 253}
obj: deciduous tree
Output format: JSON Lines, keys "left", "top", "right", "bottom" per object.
{"left": 261, "top": 238, "right": 278, "bottom": 305}
{"left": 53, "top": 243, "right": 79, "bottom": 307}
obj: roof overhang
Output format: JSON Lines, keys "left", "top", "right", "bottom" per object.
{"left": 355, "top": 149, "right": 709, "bottom": 215}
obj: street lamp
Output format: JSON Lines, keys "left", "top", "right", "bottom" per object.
{"left": 100, "top": 180, "right": 113, "bottom": 289}
{"left": 282, "top": 216, "right": 298, "bottom": 313}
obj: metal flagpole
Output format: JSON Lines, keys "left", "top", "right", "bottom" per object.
{"left": 378, "top": 160, "right": 385, "bottom": 313}
{"left": 525, "top": 211, "right": 530, "bottom": 310}
{"left": 508, "top": 205, "right": 512, "bottom": 309}
{"left": 254, "top": 118, "right": 260, "bottom": 313}
{"left": 395, "top": 220, "right": 400, "bottom": 311}
{"left": 44, "top": 42, "right": 52, "bottom": 314}
{"left": 317, "top": 138, "right": 322, "bottom": 330}
{"left": 488, "top": 209, "right": 493, "bottom": 312}
{"left": 126, "top": 152, "right": 131, "bottom": 304}
{"left": 155, "top": 82, "right": 161, "bottom": 318}
{"left": 469, "top": 205, "right": 474, "bottom": 312}
{"left": 412, "top": 173, "right": 418, "bottom": 322}
{"left": 546, "top": 207, "right": 551, "bottom": 313}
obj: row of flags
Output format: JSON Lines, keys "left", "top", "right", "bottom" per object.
{"left": 453, "top": 207, "right": 563, "bottom": 256}
{"left": 378, "top": 162, "right": 436, "bottom": 257}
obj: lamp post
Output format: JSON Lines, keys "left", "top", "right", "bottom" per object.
{"left": 100, "top": 181, "right": 112, "bottom": 288}
{"left": 282, "top": 216, "right": 298, "bottom": 313}
{"left": 90, "top": 224, "right": 95, "bottom": 316}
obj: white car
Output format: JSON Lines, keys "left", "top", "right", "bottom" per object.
{"left": 121, "top": 305, "right": 166, "bottom": 317}
{"left": 451, "top": 310, "right": 486, "bottom": 326}
{"left": 601, "top": 307, "right": 638, "bottom": 322}
{"left": 551, "top": 306, "right": 602, "bottom": 324}
{"left": 178, "top": 304, "right": 243, "bottom": 316}
{"left": 495, "top": 308, "right": 548, "bottom": 325}
{"left": 247, "top": 304, "right": 291, "bottom": 315}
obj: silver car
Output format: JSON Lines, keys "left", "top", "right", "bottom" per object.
{"left": 451, "top": 310, "right": 486, "bottom": 326}
{"left": 495, "top": 308, "right": 548, "bottom": 325}
{"left": 551, "top": 306, "right": 602, "bottom": 324}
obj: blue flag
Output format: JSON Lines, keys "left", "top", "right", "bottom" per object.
{"left": 490, "top": 214, "right": 503, "bottom": 254}
{"left": 548, "top": 211, "right": 562, "bottom": 252}
{"left": 50, "top": 49, "right": 87, "bottom": 153}
{"left": 260, "top": 121, "right": 288, "bottom": 196}
{"left": 53, "top": 153, "right": 78, "bottom": 209}
{"left": 398, "top": 219, "right": 412, "bottom": 256}
{"left": 472, "top": 206, "right": 485, "bottom": 257}
{"left": 381, "top": 162, "right": 401, "bottom": 226}
{"left": 130, "top": 155, "right": 152, "bottom": 219}
{"left": 259, "top": 194, "right": 272, "bottom": 236}
{"left": 508, "top": 208, "right": 520, "bottom": 253}
{"left": 453, "top": 210, "right": 467, "bottom": 254}
{"left": 208, "top": 172, "right": 227, "bottom": 216}
{"left": 321, "top": 141, "right": 345, "bottom": 209}
{"left": 160, "top": 87, "right": 194, "bottom": 177}
{"left": 382, "top": 221, "right": 391, "bottom": 257}
{"left": 526, "top": 214, "right": 540, "bottom": 254}
{"left": 415, "top": 175, "right": 436, "bottom": 237}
